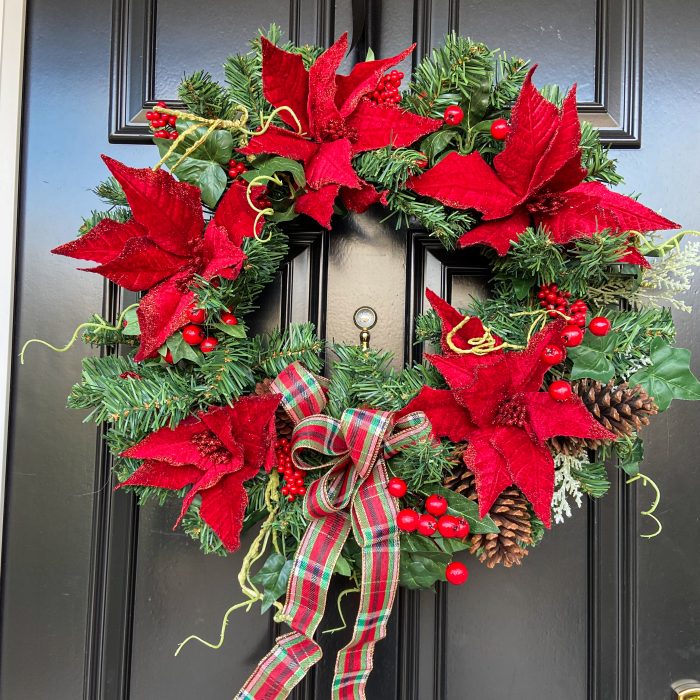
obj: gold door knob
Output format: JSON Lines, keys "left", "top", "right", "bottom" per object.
{"left": 673, "top": 680, "right": 700, "bottom": 699}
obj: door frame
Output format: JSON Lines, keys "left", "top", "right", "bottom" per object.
{"left": 0, "top": 0, "right": 27, "bottom": 569}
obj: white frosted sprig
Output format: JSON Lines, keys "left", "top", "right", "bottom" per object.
{"left": 552, "top": 453, "right": 586, "bottom": 525}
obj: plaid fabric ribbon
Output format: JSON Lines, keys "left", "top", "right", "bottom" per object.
{"left": 236, "top": 362, "right": 431, "bottom": 700}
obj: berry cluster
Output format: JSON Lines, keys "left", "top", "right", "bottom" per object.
{"left": 537, "top": 283, "right": 611, "bottom": 348}
{"left": 146, "top": 102, "right": 178, "bottom": 140}
{"left": 391, "top": 484, "right": 470, "bottom": 585}
{"left": 369, "top": 70, "right": 404, "bottom": 105}
{"left": 166, "top": 303, "right": 239, "bottom": 361}
{"left": 228, "top": 160, "right": 247, "bottom": 179}
{"left": 275, "top": 438, "right": 306, "bottom": 502}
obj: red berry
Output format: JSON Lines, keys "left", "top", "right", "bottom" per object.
{"left": 425, "top": 494, "right": 448, "bottom": 517}
{"left": 445, "top": 561, "right": 468, "bottom": 585}
{"left": 548, "top": 380, "right": 573, "bottom": 402}
{"left": 396, "top": 509, "right": 420, "bottom": 532}
{"left": 182, "top": 325, "right": 204, "bottom": 345}
{"left": 387, "top": 477, "right": 408, "bottom": 498}
{"left": 454, "top": 518, "right": 470, "bottom": 539}
{"left": 187, "top": 306, "right": 206, "bottom": 324}
{"left": 146, "top": 111, "right": 155, "bottom": 121}
{"left": 298, "top": 486, "right": 306, "bottom": 496}
{"left": 168, "top": 115, "right": 177, "bottom": 126}
{"left": 156, "top": 101, "right": 166, "bottom": 108}
{"left": 561, "top": 325, "right": 584, "bottom": 347}
{"left": 415, "top": 153, "right": 428, "bottom": 168}
{"left": 281, "top": 486, "right": 289, "bottom": 496}
{"left": 163, "top": 349, "right": 174, "bottom": 364}
{"left": 490, "top": 118, "right": 510, "bottom": 140}
{"left": 417, "top": 514, "right": 438, "bottom": 537}
{"left": 541, "top": 344, "right": 565, "bottom": 366}
{"left": 437, "top": 515, "right": 460, "bottom": 538}
{"left": 588, "top": 316, "right": 611, "bottom": 336}
{"left": 443, "top": 105, "right": 464, "bottom": 125}
{"left": 220, "top": 312, "right": 238, "bottom": 325}
{"left": 169, "top": 131, "right": 178, "bottom": 140}
{"left": 200, "top": 337, "right": 218, "bottom": 353}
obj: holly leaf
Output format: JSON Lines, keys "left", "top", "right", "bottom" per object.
{"left": 568, "top": 331, "right": 618, "bottom": 382}
{"left": 164, "top": 333, "right": 201, "bottom": 364}
{"left": 629, "top": 337, "right": 700, "bottom": 411}
{"left": 398, "top": 533, "right": 450, "bottom": 590}
{"left": 212, "top": 320, "right": 247, "bottom": 339}
{"left": 251, "top": 553, "right": 293, "bottom": 613}
{"left": 156, "top": 120, "right": 234, "bottom": 208}
{"left": 431, "top": 485, "right": 499, "bottom": 534}
{"left": 121, "top": 306, "right": 141, "bottom": 336}
{"left": 512, "top": 276, "right": 535, "bottom": 301}
{"left": 434, "top": 535, "right": 470, "bottom": 554}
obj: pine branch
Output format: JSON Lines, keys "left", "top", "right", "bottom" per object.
{"left": 93, "top": 177, "right": 128, "bottom": 206}
{"left": 178, "top": 70, "right": 238, "bottom": 120}
{"left": 490, "top": 52, "right": 529, "bottom": 111}
{"left": 388, "top": 438, "right": 457, "bottom": 494}
{"left": 79, "top": 208, "right": 132, "bottom": 236}
{"left": 249, "top": 323, "right": 325, "bottom": 379}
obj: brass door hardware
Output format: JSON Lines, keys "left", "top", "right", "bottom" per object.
{"left": 353, "top": 306, "right": 377, "bottom": 349}
{"left": 673, "top": 679, "right": 700, "bottom": 699}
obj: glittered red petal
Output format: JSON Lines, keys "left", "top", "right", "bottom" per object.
{"left": 305, "top": 139, "right": 360, "bottom": 190}
{"left": 522, "top": 392, "right": 616, "bottom": 443}
{"left": 294, "top": 184, "right": 341, "bottom": 229}
{"left": 84, "top": 236, "right": 185, "bottom": 291}
{"left": 122, "top": 416, "right": 210, "bottom": 466}
{"left": 117, "top": 459, "right": 202, "bottom": 491}
{"left": 407, "top": 151, "right": 518, "bottom": 218}
{"left": 238, "top": 125, "right": 318, "bottom": 163}
{"left": 618, "top": 247, "right": 651, "bottom": 268}
{"left": 134, "top": 273, "right": 194, "bottom": 361}
{"left": 457, "top": 207, "right": 532, "bottom": 255}
{"left": 260, "top": 37, "right": 310, "bottom": 133}
{"left": 213, "top": 180, "right": 265, "bottom": 243}
{"left": 492, "top": 67, "right": 560, "bottom": 199}
{"left": 307, "top": 33, "right": 347, "bottom": 139}
{"left": 346, "top": 101, "right": 441, "bottom": 153}
{"left": 335, "top": 44, "right": 414, "bottom": 117}
{"left": 196, "top": 473, "right": 250, "bottom": 552}
{"left": 201, "top": 221, "right": 246, "bottom": 281}
{"left": 399, "top": 386, "right": 475, "bottom": 443}
{"left": 51, "top": 218, "right": 146, "bottom": 264}
{"left": 339, "top": 181, "right": 384, "bottom": 213}
{"left": 102, "top": 156, "right": 203, "bottom": 257}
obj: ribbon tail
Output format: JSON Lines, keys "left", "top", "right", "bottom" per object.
{"left": 236, "top": 511, "right": 351, "bottom": 700}
{"left": 331, "top": 459, "right": 400, "bottom": 700}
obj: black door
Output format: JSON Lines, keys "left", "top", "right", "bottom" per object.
{"left": 3, "top": 1, "right": 700, "bottom": 699}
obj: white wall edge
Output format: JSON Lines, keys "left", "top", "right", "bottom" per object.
{"left": 0, "top": 0, "right": 27, "bottom": 572}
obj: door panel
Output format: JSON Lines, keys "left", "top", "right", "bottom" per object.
{"left": 3, "top": 0, "right": 700, "bottom": 699}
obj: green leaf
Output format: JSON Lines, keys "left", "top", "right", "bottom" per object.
{"left": 398, "top": 534, "right": 450, "bottom": 590}
{"left": 512, "top": 276, "right": 535, "bottom": 301}
{"left": 431, "top": 485, "right": 499, "bottom": 534}
{"left": 164, "top": 333, "right": 201, "bottom": 364}
{"left": 251, "top": 553, "right": 293, "bottom": 613}
{"left": 242, "top": 156, "right": 306, "bottom": 188}
{"left": 334, "top": 554, "right": 352, "bottom": 577}
{"left": 421, "top": 129, "right": 457, "bottom": 162}
{"left": 434, "top": 535, "right": 470, "bottom": 554}
{"left": 568, "top": 332, "right": 618, "bottom": 382}
{"left": 615, "top": 437, "right": 644, "bottom": 476}
{"left": 156, "top": 119, "right": 233, "bottom": 208}
{"left": 121, "top": 307, "right": 140, "bottom": 336}
{"left": 629, "top": 337, "right": 700, "bottom": 412}
{"left": 212, "top": 321, "right": 247, "bottom": 339}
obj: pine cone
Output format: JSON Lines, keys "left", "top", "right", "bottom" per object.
{"left": 548, "top": 379, "right": 658, "bottom": 456}
{"left": 255, "top": 379, "right": 294, "bottom": 439}
{"left": 444, "top": 466, "right": 533, "bottom": 568}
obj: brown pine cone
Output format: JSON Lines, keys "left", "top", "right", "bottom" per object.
{"left": 444, "top": 466, "right": 533, "bottom": 568}
{"left": 255, "top": 379, "right": 294, "bottom": 439}
{"left": 548, "top": 379, "right": 658, "bottom": 456}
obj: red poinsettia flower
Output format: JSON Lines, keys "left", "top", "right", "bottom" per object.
{"left": 118, "top": 394, "right": 281, "bottom": 551}
{"left": 407, "top": 67, "right": 679, "bottom": 256}
{"left": 53, "top": 156, "right": 263, "bottom": 361}
{"left": 239, "top": 33, "right": 441, "bottom": 228}
{"left": 404, "top": 293, "right": 615, "bottom": 526}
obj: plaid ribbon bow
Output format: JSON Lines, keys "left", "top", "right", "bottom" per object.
{"left": 236, "top": 362, "right": 431, "bottom": 700}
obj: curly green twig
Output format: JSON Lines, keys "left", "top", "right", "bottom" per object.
{"left": 626, "top": 471, "right": 663, "bottom": 538}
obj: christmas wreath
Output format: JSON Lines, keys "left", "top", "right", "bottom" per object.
{"left": 27, "top": 27, "right": 700, "bottom": 699}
